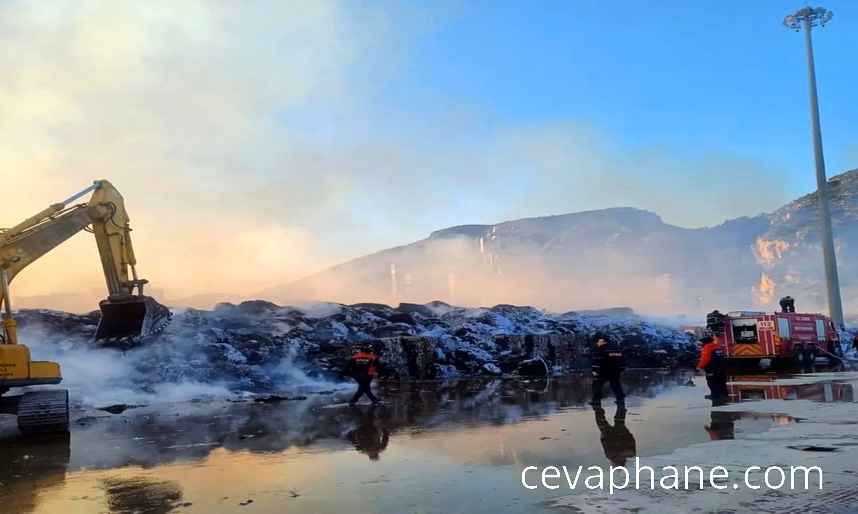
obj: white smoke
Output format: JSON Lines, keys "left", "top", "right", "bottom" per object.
{"left": 16, "top": 311, "right": 347, "bottom": 407}
{"left": 18, "top": 322, "right": 231, "bottom": 406}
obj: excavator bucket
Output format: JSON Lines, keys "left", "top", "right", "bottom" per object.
{"left": 95, "top": 296, "right": 172, "bottom": 347}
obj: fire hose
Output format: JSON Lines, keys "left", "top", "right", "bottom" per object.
{"left": 815, "top": 346, "right": 858, "bottom": 364}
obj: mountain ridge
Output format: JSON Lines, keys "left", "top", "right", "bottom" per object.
{"left": 260, "top": 168, "right": 858, "bottom": 317}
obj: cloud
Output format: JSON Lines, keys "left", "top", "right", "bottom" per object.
{"left": 0, "top": 0, "right": 402, "bottom": 306}
{"left": 456, "top": 124, "right": 790, "bottom": 228}
{"left": 0, "top": 1, "right": 792, "bottom": 312}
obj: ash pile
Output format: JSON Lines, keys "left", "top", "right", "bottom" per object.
{"left": 14, "top": 301, "right": 697, "bottom": 394}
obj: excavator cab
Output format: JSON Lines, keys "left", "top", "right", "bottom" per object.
{"left": 0, "top": 269, "right": 70, "bottom": 434}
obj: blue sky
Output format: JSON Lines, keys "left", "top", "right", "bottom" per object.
{"left": 270, "top": 1, "right": 858, "bottom": 253}
{"left": 373, "top": 1, "right": 858, "bottom": 193}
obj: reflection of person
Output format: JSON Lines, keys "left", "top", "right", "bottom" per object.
{"left": 594, "top": 406, "right": 636, "bottom": 466}
{"left": 345, "top": 344, "right": 381, "bottom": 406}
{"left": 590, "top": 333, "right": 626, "bottom": 407}
{"left": 705, "top": 410, "right": 736, "bottom": 440}
{"left": 696, "top": 336, "right": 728, "bottom": 405}
{"left": 347, "top": 406, "right": 390, "bottom": 461}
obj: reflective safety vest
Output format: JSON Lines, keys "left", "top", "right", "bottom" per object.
{"left": 697, "top": 342, "right": 726, "bottom": 375}
{"left": 350, "top": 351, "right": 378, "bottom": 377}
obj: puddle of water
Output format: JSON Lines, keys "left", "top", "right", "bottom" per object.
{"left": 0, "top": 371, "right": 801, "bottom": 514}
{"left": 728, "top": 374, "right": 858, "bottom": 403}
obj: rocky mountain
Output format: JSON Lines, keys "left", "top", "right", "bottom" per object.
{"left": 262, "top": 168, "right": 858, "bottom": 317}
{"left": 756, "top": 169, "right": 858, "bottom": 316}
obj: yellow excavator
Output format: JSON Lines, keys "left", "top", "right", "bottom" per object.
{"left": 0, "top": 180, "right": 171, "bottom": 433}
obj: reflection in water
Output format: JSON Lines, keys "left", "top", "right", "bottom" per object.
{"left": 593, "top": 406, "right": 637, "bottom": 466}
{"left": 346, "top": 406, "right": 390, "bottom": 461}
{"left": 0, "top": 433, "right": 70, "bottom": 514}
{"left": 0, "top": 370, "right": 808, "bottom": 514}
{"left": 728, "top": 375, "right": 856, "bottom": 403}
{"left": 102, "top": 476, "right": 185, "bottom": 514}
{"left": 705, "top": 411, "right": 736, "bottom": 440}
{"left": 703, "top": 409, "right": 793, "bottom": 442}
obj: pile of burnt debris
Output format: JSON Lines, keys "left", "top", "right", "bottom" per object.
{"left": 15, "top": 301, "right": 697, "bottom": 392}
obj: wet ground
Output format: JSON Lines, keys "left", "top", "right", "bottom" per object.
{"left": 0, "top": 370, "right": 854, "bottom": 514}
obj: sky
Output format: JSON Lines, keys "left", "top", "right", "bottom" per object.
{"left": 1, "top": 0, "right": 857, "bottom": 305}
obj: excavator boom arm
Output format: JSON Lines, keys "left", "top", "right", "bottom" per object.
{"left": 0, "top": 180, "right": 170, "bottom": 345}
{"left": 87, "top": 181, "right": 145, "bottom": 299}
{"left": 0, "top": 180, "right": 142, "bottom": 298}
{"left": 0, "top": 205, "right": 93, "bottom": 285}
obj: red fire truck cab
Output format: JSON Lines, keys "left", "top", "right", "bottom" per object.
{"left": 708, "top": 309, "right": 839, "bottom": 365}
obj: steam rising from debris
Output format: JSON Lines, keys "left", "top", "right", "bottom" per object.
{"left": 17, "top": 314, "right": 346, "bottom": 407}
{"left": 19, "top": 322, "right": 229, "bottom": 406}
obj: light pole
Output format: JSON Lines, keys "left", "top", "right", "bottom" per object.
{"left": 783, "top": 6, "right": 844, "bottom": 328}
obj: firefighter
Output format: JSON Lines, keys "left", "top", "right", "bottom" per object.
{"left": 590, "top": 333, "right": 626, "bottom": 407}
{"left": 345, "top": 343, "right": 381, "bottom": 406}
{"left": 594, "top": 406, "right": 637, "bottom": 466}
{"left": 697, "top": 335, "right": 728, "bottom": 404}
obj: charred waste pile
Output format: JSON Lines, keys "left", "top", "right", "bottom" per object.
{"left": 15, "top": 301, "right": 696, "bottom": 399}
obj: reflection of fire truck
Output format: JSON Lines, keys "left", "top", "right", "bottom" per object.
{"left": 727, "top": 375, "right": 854, "bottom": 403}
{"left": 706, "top": 297, "right": 839, "bottom": 366}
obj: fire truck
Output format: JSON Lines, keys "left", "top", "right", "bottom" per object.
{"left": 706, "top": 297, "right": 839, "bottom": 367}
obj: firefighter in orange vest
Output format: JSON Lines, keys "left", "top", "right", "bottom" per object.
{"left": 345, "top": 343, "right": 381, "bottom": 406}
{"left": 697, "top": 335, "right": 728, "bottom": 404}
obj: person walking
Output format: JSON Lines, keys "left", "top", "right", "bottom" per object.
{"left": 345, "top": 344, "right": 381, "bottom": 406}
{"left": 590, "top": 333, "right": 626, "bottom": 407}
{"left": 697, "top": 335, "right": 728, "bottom": 404}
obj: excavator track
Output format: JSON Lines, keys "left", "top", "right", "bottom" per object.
{"left": 17, "top": 390, "right": 70, "bottom": 434}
